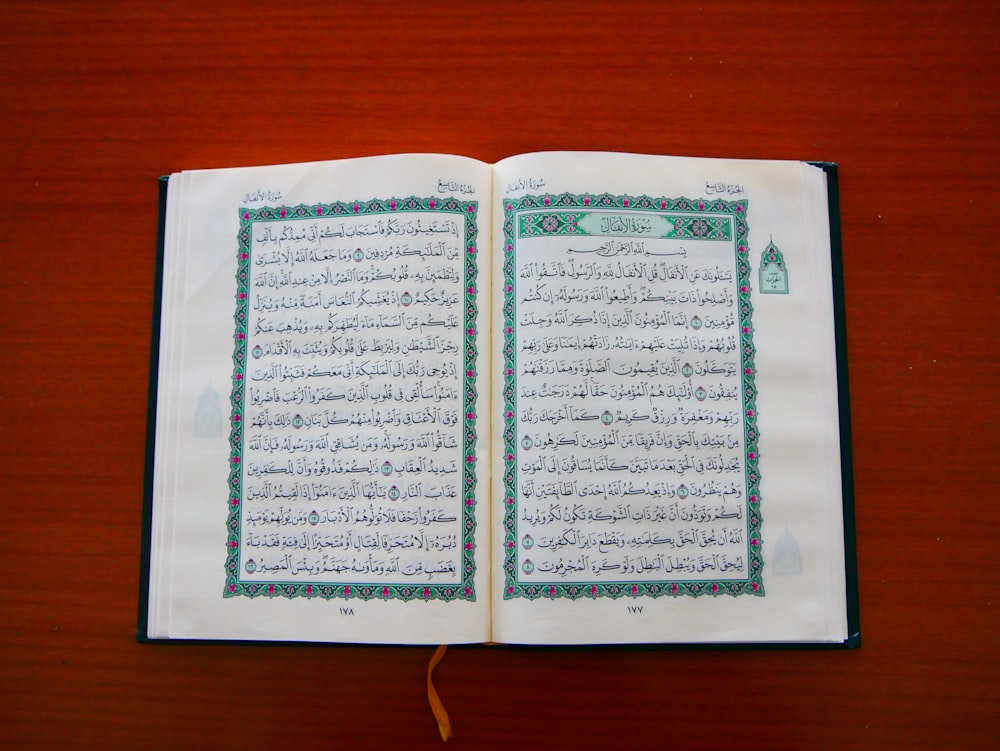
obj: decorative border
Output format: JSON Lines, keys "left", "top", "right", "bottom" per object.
{"left": 518, "top": 205, "right": 732, "bottom": 240}
{"left": 759, "top": 240, "right": 789, "bottom": 294}
{"left": 224, "top": 196, "right": 480, "bottom": 602}
{"left": 501, "top": 193, "right": 763, "bottom": 600}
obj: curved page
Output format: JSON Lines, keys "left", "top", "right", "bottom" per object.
{"left": 490, "top": 152, "right": 848, "bottom": 645}
{"left": 147, "top": 154, "right": 492, "bottom": 644}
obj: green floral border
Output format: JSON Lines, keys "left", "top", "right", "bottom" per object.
{"left": 225, "top": 197, "right": 480, "bottom": 602}
{"left": 501, "top": 193, "right": 763, "bottom": 600}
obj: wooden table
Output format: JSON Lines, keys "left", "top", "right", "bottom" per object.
{"left": 1, "top": 1, "right": 996, "bottom": 748}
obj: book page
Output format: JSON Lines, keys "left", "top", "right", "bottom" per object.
{"left": 147, "top": 154, "right": 492, "bottom": 644}
{"left": 490, "top": 152, "right": 848, "bottom": 644}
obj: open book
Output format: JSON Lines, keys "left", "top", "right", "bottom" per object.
{"left": 140, "top": 151, "right": 859, "bottom": 647}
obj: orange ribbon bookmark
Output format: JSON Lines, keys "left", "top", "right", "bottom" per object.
{"left": 426, "top": 645, "right": 453, "bottom": 741}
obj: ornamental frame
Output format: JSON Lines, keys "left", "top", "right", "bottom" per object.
{"left": 501, "top": 193, "right": 764, "bottom": 600}
{"left": 225, "top": 197, "right": 480, "bottom": 602}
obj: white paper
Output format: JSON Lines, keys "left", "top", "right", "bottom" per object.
{"left": 490, "top": 152, "right": 847, "bottom": 644}
{"left": 148, "top": 155, "right": 493, "bottom": 644}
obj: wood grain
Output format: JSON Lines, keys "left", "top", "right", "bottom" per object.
{"left": 0, "top": 1, "right": 997, "bottom": 748}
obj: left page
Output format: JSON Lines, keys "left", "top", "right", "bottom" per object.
{"left": 144, "top": 154, "right": 493, "bottom": 644}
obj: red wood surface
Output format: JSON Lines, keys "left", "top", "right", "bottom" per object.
{"left": 1, "top": 1, "right": 997, "bottom": 748}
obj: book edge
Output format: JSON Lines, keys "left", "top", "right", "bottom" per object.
{"left": 136, "top": 175, "right": 170, "bottom": 643}
{"left": 808, "top": 162, "right": 861, "bottom": 649}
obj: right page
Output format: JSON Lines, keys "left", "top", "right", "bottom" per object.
{"left": 490, "top": 151, "right": 852, "bottom": 645}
